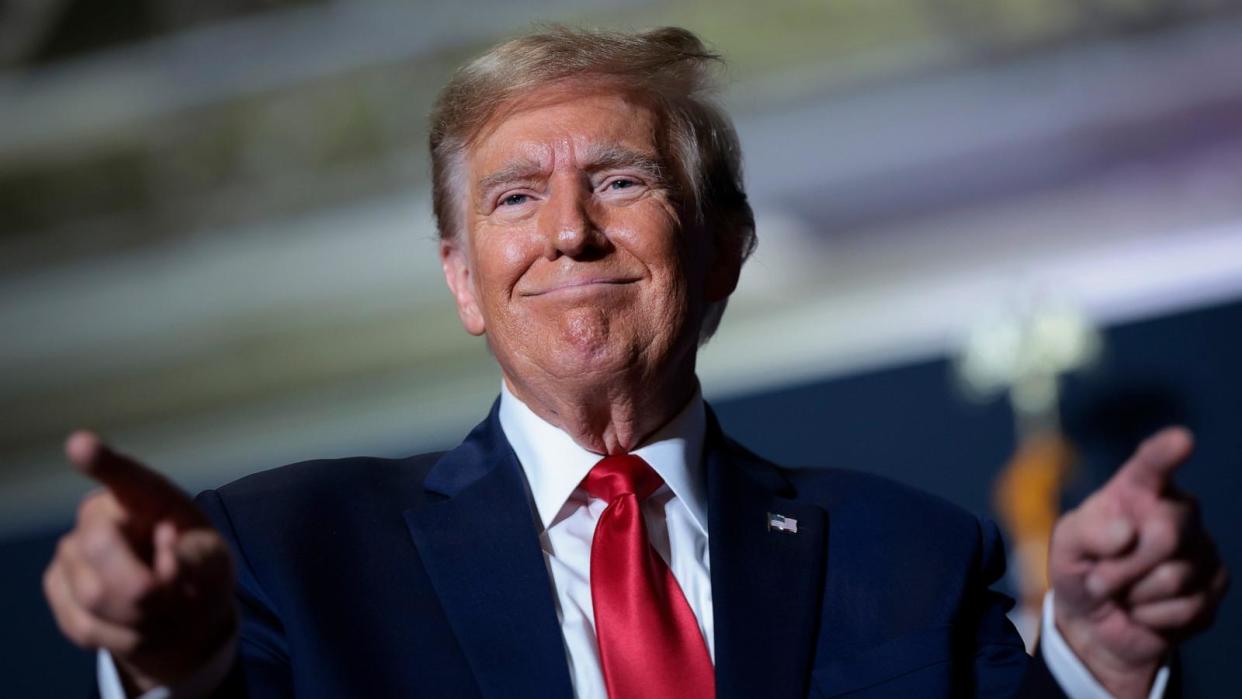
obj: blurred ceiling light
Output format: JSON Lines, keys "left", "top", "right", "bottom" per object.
{"left": 956, "top": 294, "right": 1101, "bottom": 424}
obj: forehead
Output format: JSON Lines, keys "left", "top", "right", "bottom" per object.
{"left": 467, "top": 87, "right": 663, "bottom": 176}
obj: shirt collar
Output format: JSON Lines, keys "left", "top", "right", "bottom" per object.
{"left": 498, "top": 381, "right": 709, "bottom": 536}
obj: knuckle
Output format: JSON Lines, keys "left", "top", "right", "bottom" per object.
{"left": 1143, "top": 519, "right": 1178, "bottom": 556}
{"left": 55, "top": 534, "right": 77, "bottom": 562}
{"left": 72, "top": 614, "right": 100, "bottom": 647}
{"left": 74, "top": 573, "right": 106, "bottom": 613}
{"left": 45, "top": 585, "right": 96, "bottom": 648}
{"left": 75, "top": 492, "right": 105, "bottom": 522}
{"left": 120, "top": 572, "right": 157, "bottom": 603}
{"left": 1051, "top": 509, "right": 1085, "bottom": 546}
{"left": 1088, "top": 562, "right": 1122, "bottom": 593}
{"left": 1162, "top": 603, "right": 1192, "bottom": 625}
{"left": 1151, "top": 563, "right": 1181, "bottom": 591}
{"left": 79, "top": 525, "right": 118, "bottom": 561}
{"left": 1166, "top": 560, "right": 1191, "bottom": 582}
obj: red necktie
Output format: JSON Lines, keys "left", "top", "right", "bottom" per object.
{"left": 583, "top": 454, "right": 715, "bottom": 699}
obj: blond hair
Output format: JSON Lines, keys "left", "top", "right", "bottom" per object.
{"left": 429, "top": 26, "right": 756, "bottom": 341}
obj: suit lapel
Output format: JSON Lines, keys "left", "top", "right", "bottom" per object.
{"left": 706, "top": 410, "right": 829, "bottom": 699}
{"left": 403, "top": 404, "right": 574, "bottom": 699}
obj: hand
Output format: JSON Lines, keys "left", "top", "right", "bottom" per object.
{"left": 43, "top": 431, "right": 237, "bottom": 694}
{"left": 1049, "top": 427, "right": 1229, "bottom": 698}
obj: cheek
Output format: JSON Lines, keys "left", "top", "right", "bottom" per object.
{"left": 610, "top": 201, "right": 683, "bottom": 264}
{"left": 472, "top": 226, "right": 538, "bottom": 303}
{"left": 613, "top": 213, "right": 694, "bottom": 326}
{"left": 501, "top": 236, "right": 534, "bottom": 268}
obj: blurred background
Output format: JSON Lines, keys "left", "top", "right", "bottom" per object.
{"left": 2, "top": 0, "right": 1240, "bottom": 695}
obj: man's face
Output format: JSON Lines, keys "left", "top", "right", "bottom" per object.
{"left": 441, "top": 86, "right": 732, "bottom": 392}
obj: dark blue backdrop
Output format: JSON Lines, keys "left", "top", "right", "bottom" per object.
{"left": 5, "top": 299, "right": 1239, "bottom": 697}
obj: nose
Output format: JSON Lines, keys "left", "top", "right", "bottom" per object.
{"left": 541, "top": 181, "right": 607, "bottom": 260}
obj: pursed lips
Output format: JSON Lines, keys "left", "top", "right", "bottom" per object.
{"left": 519, "top": 277, "right": 641, "bottom": 297}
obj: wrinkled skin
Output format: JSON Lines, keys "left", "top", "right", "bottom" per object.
{"left": 440, "top": 85, "right": 739, "bottom": 454}
{"left": 1050, "top": 427, "right": 1228, "bottom": 697}
{"left": 44, "top": 432, "right": 235, "bottom": 695}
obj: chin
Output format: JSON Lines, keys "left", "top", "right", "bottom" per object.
{"left": 545, "top": 338, "right": 636, "bottom": 379}
{"left": 496, "top": 306, "right": 687, "bottom": 381}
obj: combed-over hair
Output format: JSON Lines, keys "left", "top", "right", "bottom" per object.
{"left": 428, "top": 25, "right": 756, "bottom": 342}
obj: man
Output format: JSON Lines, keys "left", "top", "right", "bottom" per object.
{"left": 44, "top": 26, "right": 1227, "bottom": 698}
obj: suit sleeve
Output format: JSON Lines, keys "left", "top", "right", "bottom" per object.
{"left": 960, "top": 517, "right": 1067, "bottom": 699}
{"left": 195, "top": 489, "right": 294, "bottom": 699}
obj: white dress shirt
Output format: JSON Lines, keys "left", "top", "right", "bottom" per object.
{"left": 99, "top": 384, "right": 1168, "bottom": 699}
{"left": 1041, "top": 591, "right": 1169, "bottom": 699}
{"left": 498, "top": 383, "right": 715, "bottom": 699}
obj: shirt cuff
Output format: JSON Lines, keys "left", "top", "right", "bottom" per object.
{"left": 1040, "top": 591, "right": 1170, "bottom": 699}
{"left": 96, "top": 634, "right": 236, "bottom": 699}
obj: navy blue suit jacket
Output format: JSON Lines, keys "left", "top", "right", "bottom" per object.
{"left": 193, "top": 402, "right": 1068, "bottom": 697}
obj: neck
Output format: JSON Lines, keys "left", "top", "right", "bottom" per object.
{"left": 502, "top": 363, "right": 698, "bottom": 455}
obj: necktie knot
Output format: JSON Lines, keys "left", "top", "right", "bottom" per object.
{"left": 583, "top": 454, "right": 663, "bottom": 503}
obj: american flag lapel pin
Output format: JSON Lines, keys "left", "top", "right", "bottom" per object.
{"left": 767, "top": 512, "right": 798, "bottom": 534}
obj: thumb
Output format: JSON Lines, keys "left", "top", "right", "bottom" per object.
{"left": 1109, "top": 426, "right": 1194, "bottom": 496}
{"left": 153, "top": 524, "right": 234, "bottom": 594}
{"left": 153, "top": 522, "right": 229, "bottom": 581}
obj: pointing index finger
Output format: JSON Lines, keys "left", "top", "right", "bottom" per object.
{"left": 65, "top": 431, "right": 199, "bottom": 525}
{"left": 1112, "top": 426, "right": 1194, "bottom": 496}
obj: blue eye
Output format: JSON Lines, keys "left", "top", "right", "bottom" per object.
{"left": 500, "top": 193, "right": 529, "bottom": 207}
{"left": 608, "top": 179, "right": 636, "bottom": 190}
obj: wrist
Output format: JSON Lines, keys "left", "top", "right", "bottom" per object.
{"left": 1053, "top": 604, "right": 1158, "bottom": 699}
{"left": 117, "top": 604, "right": 238, "bottom": 694}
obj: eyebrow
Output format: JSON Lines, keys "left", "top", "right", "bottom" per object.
{"left": 475, "top": 146, "right": 667, "bottom": 202}
{"left": 477, "top": 158, "right": 546, "bottom": 200}
{"left": 581, "top": 145, "right": 666, "bottom": 183}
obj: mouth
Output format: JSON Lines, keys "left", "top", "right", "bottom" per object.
{"left": 519, "top": 278, "right": 641, "bottom": 297}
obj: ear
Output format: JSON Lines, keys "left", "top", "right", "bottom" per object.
{"left": 440, "top": 238, "right": 486, "bottom": 336}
